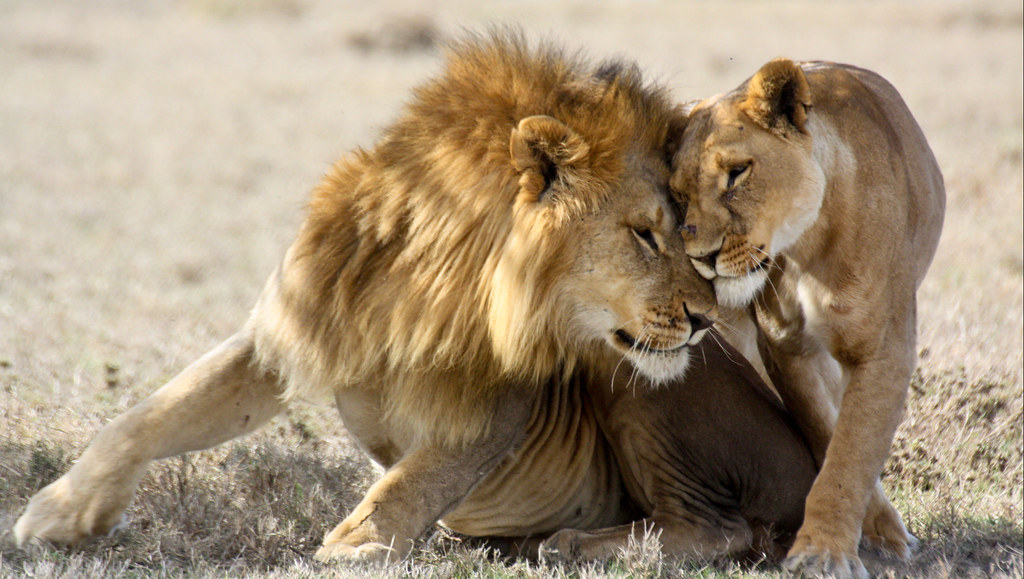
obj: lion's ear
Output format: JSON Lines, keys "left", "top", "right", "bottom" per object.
{"left": 510, "top": 115, "right": 590, "bottom": 203}
{"left": 741, "top": 58, "right": 812, "bottom": 135}
{"left": 664, "top": 104, "right": 692, "bottom": 164}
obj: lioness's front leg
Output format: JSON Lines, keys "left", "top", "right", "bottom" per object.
{"left": 15, "top": 330, "right": 283, "bottom": 546}
{"left": 315, "top": 392, "right": 533, "bottom": 563}
{"left": 759, "top": 301, "right": 916, "bottom": 577}
{"left": 783, "top": 349, "right": 913, "bottom": 578}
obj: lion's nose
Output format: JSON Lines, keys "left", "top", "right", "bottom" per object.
{"left": 684, "top": 306, "right": 714, "bottom": 334}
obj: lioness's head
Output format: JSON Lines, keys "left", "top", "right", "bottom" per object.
{"left": 670, "top": 58, "right": 826, "bottom": 308}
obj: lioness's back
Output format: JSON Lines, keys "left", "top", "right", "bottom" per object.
{"left": 802, "top": 61, "right": 945, "bottom": 282}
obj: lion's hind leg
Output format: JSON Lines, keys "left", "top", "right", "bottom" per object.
{"left": 538, "top": 512, "right": 753, "bottom": 563}
{"left": 15, "top": 330, "right": 284, "bottom": 547}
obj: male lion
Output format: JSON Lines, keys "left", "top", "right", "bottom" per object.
{"left": 670, "top": 59, "right": 945, "bottom": 577}
{"left": 16, "top": 34, "right": 816, "bottom": 564}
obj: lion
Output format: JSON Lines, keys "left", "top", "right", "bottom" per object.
{"left": 669, "top": 58, "right": 945, "bottom": 578}
{"left": 15, "top": 33, "right": 817, "bottom": 565}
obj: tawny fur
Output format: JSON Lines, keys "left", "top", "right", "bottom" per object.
{"left": 250, "top": 32, "right": 694, "bottom": 445}
{"left": 22, "top": 32, "right": 807, "bottom": 564}
{"left": 670, "top": 58, "right": 945, "bottom": 578}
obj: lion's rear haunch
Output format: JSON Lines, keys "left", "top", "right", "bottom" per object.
{"left": 248, "top": 31, "right": 709, "bottom": 443}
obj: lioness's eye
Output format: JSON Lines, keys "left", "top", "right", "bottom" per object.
{"left": 726, "top": 163, "right": 750, "bottom": 190}
{"left": 632, "top": 227, "right": 659, "bottom": 253}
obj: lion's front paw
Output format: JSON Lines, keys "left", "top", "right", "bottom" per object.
{"left": 314, "top": 541, "right": 397, "bottom": 564}
{"left": 538, "top": 529, "right": 582, "bottom": 563}
{"left": 14, "top": 475, "right": 127, "bottom": 547}
{"left": 315, "top": 517, "right": 410, "bottom": 565}
{"left": 783, "top": 539, "right": 867, "bottom": 579}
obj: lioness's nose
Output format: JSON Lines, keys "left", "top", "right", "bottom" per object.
{"left": 694, "top": 250, "right": 719, "bottom": 269}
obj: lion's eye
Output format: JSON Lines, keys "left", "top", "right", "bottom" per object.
{"left": 632, "top": 227, "right": 659, "bottom": 253}
{"left": 726, "top": 163, "right": 750, "bottom": 190}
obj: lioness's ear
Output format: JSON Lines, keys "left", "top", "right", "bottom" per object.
{"left": 742, "top": 58, "right": 812, "bottom": 135}
{"left": 510, "top": 115, "right": 590, "bottom": 203}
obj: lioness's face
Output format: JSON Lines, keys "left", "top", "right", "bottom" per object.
{"left": 669, "top": 95, "right": 825, "bottom": 308}
{"left": 558, "top": 149, "right": 718, "bottom": 384}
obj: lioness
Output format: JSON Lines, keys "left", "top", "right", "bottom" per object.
{"left": 16, "top": 34, "right": 816, "bottom": 564}
{"left": 670, "top": 59, "right": 945, "bottom": 577}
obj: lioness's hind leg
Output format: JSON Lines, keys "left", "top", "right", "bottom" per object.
{"left": 15, "top": 330, "right": 284, "bottom": 546}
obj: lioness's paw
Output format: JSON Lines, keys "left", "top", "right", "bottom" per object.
{"left": 860, "top": 494, "right": 916, "bottom": 560}
{"left": 538, "top": 529, "right": 582, "bottom": 563}
{"left": 861, "top": 528, "right": 918, "bottom": 561}
{"left": 314, "top": 541, "right": 397, "bottom": 564}
{"left": 14, "top": 476, "right": 126, "bottom": 547}
{"left": 783, "top": 544, "right": 868, "bottom": 579}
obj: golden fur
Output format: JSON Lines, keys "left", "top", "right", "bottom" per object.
{"left": 18, "top": 32, "right": 811, "bottom": 563}
{"left": 250, "top": 34, "right": 715, "bottom": 447}
{"left": 670, "top": 58, "right": 945, "bottom": 578}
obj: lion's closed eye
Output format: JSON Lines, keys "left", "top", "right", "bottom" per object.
{"left": 726, "top": 163, "right": 750, "bottom": 190}
{"left": 631, "top": 226, "right": 659, "bottom": 253}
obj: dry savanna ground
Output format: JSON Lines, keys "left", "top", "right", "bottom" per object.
{"left": 1, "top": 0, "right": 1021, "bottom": 577}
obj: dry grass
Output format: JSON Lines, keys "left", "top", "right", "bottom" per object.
{"left": 1, "top": 0, "right": 1021, "bottom": 577}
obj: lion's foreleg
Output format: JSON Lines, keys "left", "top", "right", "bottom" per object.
{"left": 15, "top": 330, "right": 283, "bottom": 546}
{"left": 315, "top": 392, "right": 533, "bottom": 563}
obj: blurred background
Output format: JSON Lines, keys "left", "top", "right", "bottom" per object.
{"left": 1, "top": 0, "right": 1021, "bottom": 576}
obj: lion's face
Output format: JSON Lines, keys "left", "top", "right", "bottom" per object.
{"left": 492, "top": 115, "right": 717, "bottom": 385}
{"left": 670, "top": 66, "right": 825, "bottom": 309}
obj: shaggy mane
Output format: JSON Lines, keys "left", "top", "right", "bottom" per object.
{"left": 252, "top": 30, "right": 678, "bottom": 443}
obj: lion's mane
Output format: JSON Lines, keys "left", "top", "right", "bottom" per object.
{"left": 251, "top": 31, "right": 679, "bottom": 443}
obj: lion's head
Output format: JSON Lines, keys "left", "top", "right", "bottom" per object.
{"left": 495, "top": 111, "right": 716, "bottom": 385}
{"left": 256, "top": 32, "right": 716, "bottom": 440}
{"left": 670, "top": 59, "right": 826, "bottom": 308}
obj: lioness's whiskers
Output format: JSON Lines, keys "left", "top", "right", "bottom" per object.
{"left": 748, "top": 248, "right": 785, "bottom": 305}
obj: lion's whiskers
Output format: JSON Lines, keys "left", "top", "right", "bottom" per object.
{"left": 610, "top": 316, "right": 647, "bottom": 392}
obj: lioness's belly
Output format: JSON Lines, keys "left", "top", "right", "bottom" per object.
{"left": 442, "top": 381, "right": 630, "bottom": 537}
